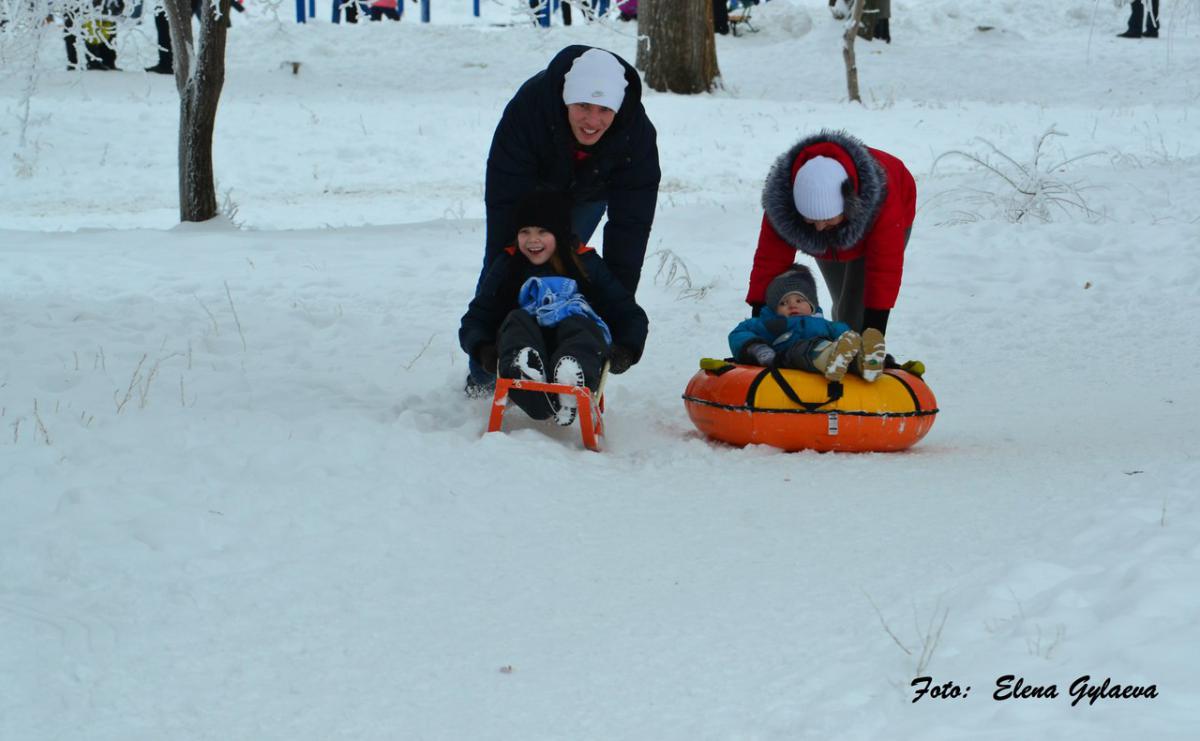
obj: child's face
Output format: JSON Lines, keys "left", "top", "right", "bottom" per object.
{"left": 777, "top": 293, "right": 814, "bottom": 317}
{"left": 517, "top": 226, "right": 557, "bottom": 265}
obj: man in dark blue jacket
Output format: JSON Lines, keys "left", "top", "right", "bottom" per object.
{"left": 468, "top": 45, "right": 660, "bottom": 395}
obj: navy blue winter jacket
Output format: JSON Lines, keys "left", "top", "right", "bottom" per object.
{"left": 460, "top": 244, "right": 649, "bottom": 365}
{"left": 483, "top": 45, "right": 661, "bottom": 294}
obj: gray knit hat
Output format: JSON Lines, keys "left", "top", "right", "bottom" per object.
{"left": 765, "top": 264, "right": 820, "bottom": 312}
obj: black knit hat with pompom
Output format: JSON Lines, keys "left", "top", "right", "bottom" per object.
{"left": 513, "top": 191, "right": 576, "bottom": 252}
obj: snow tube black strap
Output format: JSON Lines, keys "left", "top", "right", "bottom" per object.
{"left": 766, "top": 366, "right": 844, "bottom": 411}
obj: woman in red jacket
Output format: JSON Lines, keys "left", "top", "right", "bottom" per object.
{"left": 747, "top": 130, "right": 916, "bottom": 347}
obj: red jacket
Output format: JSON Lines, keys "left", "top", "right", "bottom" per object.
{"left": 748, "top": 132, "right": 916, "bottom": 310}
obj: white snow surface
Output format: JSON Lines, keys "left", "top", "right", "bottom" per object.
{"left": 3, "top": 1, "right": 1200, "bottom": 738}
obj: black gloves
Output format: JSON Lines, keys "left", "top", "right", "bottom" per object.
{"left": 609, "top": 345, "right": 635, "bottom": 375}
{"left": 742, "top": 342, "right": 777, "bottom": 367}
{"left": 862, "top": 307, "right": 890, "bottom": 336}
{"left": 475, "top": 343, "right": 498, "bottom": 374}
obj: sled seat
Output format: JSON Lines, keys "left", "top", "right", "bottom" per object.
{"left": 486, "top": 373, "right": 607, "bottom": 452}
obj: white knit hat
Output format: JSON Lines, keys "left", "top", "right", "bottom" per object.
{"left": 792, "top": 156, "right": 848, "bottom": 221}
{"left": 562, "top": 49, "right": 628, "bottom": 112}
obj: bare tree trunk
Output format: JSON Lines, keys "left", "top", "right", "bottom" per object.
{"left": 635, "top": 7, "right": 648, "bottom": 71}
{"left": 842, "top": 0, "right": 867, "bottom": 104}
{"left": 164, "top": 0, "right": 231, "bottom": 222}
{"left": 639, "top": 0, "right": 719, "bottom": 94}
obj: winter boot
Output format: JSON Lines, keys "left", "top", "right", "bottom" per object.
{"left": 552, "top": 355, "right": 586, "bottom": 427}
{"left": 514, "top": 347, "right": 546, "bottom": 382}
{"left": 812, "top": 331, "right": 861, "bottom": 382}
{"left": 856, "top": 328, "right": 886, "bottom": 383}
{"left": 464, "top": 372, "right": 494, "bottom": 398}
{"left": 498, "top": 346, "right": 559, "bottom": 421}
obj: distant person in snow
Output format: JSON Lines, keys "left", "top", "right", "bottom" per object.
{"left": 145, "top": 0, "right": 198, "bottom": 75}
{"left": 729, "top": 264, "right": 886, "bottom": 383}
{"left": 145, "top": 0, "right": 242, "bottom": 75}
{"left": 341, "top": 0, "right": 402, "bottom": 23}
{"left": 460, "top": 193, "right": 648, "bottom": 425}
{"left": 746, "top": 130, "right": 922, "bottom": 376}
{"left": 55, "top": 0, "right": 124, "bottom": 71}
{"left": 713, "top": 0, "right": 728, "bottom": 35}
{"left": 830, "top": 0, "right": 890, "bottom": 43}
{"left": 465, "top": 45, "right": 660, "bottom": 395}
{"left": 1117, "top": 0, "right": 1159, "bottom": 39}
{"left": 528, "top": 0, "right": 573, "bottom": 25}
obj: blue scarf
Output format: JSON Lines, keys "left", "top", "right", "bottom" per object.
{"left": 518, "top": 276, "right": 612, "bottom": 344}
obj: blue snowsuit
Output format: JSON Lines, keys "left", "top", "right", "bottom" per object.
{"left": 728, "top": 307, "right": 851, "bottom": 360}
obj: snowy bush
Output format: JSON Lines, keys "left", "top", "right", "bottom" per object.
{"left": 931, "top": 128, "right": 1105, "bottom": 224}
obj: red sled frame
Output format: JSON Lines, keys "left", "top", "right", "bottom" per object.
{"left": 486, "top": 377, "right": 606, "bottom": 452}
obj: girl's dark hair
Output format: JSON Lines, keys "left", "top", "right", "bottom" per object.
{"left": 538, "top": 241, "right": 589, "bottom": 285}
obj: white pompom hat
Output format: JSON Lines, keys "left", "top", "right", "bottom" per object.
{"left": 562, "top": 49, "right": 628, "bottom": 112}
{"left": 792, "top": 156, "right": 849, "bottom": 221}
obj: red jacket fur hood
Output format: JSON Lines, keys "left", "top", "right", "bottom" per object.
{"left": 748, "top": 130, "right": 916, "bottom": 310}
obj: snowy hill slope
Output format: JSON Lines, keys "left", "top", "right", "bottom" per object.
{"left": 2, "top": 1, "right": 1199, "bottom": 738}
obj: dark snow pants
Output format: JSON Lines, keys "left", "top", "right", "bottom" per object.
{"left": 496, "top": 309, "right": 608, "bottom": 421}
{"left": 816, "top": 226, "right": 910, "bottom": 334}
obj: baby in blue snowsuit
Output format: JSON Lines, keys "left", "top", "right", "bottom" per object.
{"left": 728, "top": 264, "right": 886, "bottom": 382}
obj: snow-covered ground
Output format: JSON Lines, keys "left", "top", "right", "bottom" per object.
{"left": 2, "top": 1, "right": 1199, "bottom": 738}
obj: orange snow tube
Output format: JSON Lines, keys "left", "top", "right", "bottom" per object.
{"left": 682, "top": 360, "right": 938, "bottom": 453}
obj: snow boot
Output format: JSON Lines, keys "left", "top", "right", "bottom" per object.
{"left": 857, "top": 328, "right": 886, "bottom": 383}
{"left": 812, "top": 331, "right": 861, "bottom": 382}
{"left": 552, "top": 355, "right": 586, "bottom": 427}
{"left": 464, "top": 373, "right": 494, "bottom": 398}
{"left": 498, "top": 346, "right": 559, "bottom": 421}
{"left": 514, "top": 347, "right": 546, "bottom": 382}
